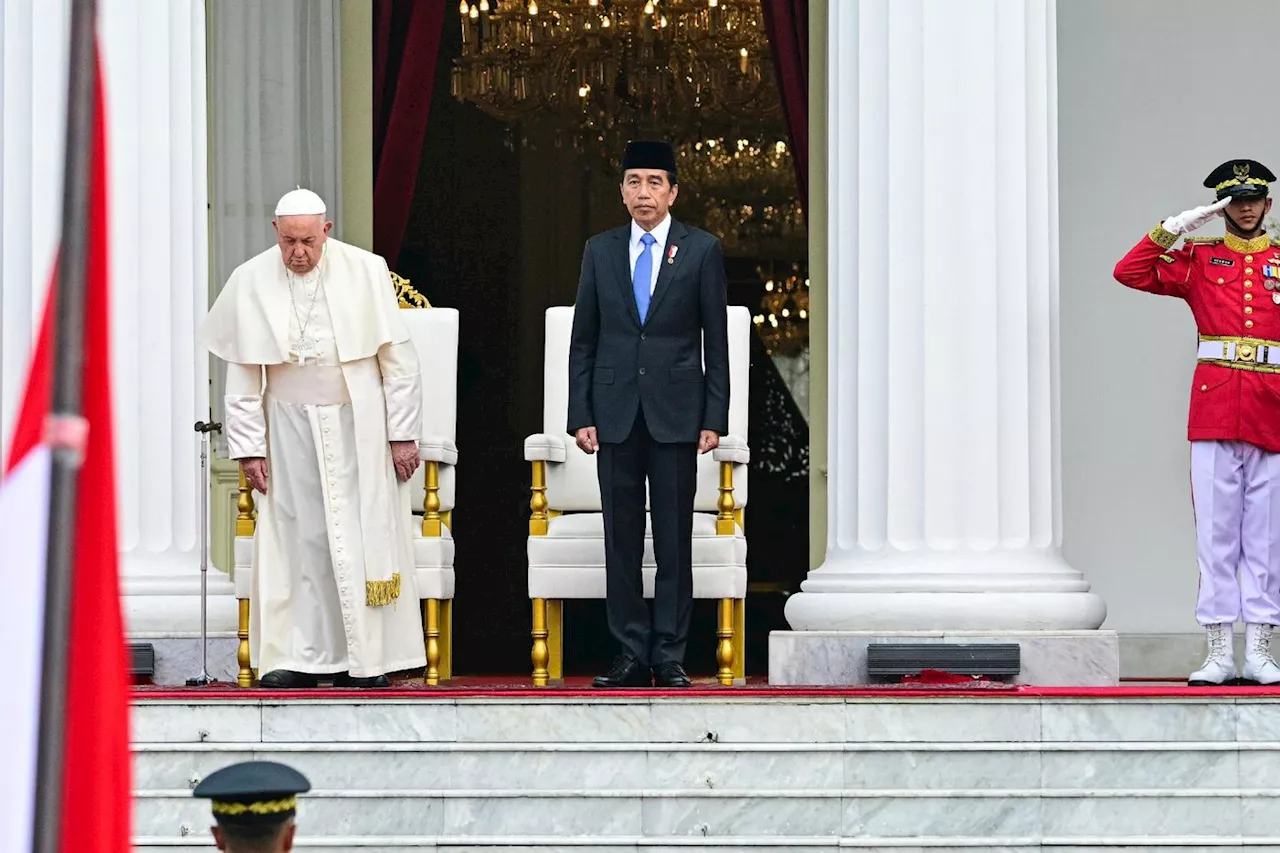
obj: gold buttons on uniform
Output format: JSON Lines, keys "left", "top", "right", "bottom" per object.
{"left": 1247, "top": 255, "right": 1255, "bottom": 263}
{"left": 1247, "top": 268, "right": 1255, "bottom": 274}
{"left": 1246, "top": 293, "right": 1253, "bottom": 301}
{"left": 1246, "top": 306, "right": 1254, "bottom": 314}
{"left": 1218, "top": 278, "right": 1226, "bottom": 285}
{"left": 1201, "top": 384, "right": 1209, "bottom": 391}
{"left": 1246, "top": 280, "right": 1255, "bottom": 287}
{"left": 1247, "top": 320, "right": 1255, "bottom": 328}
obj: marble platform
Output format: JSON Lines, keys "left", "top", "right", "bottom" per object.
{"left": 133, "top": 636, "right": 240, "bottom": 685}
{"left": 133, "top": 693, "right": 1280, "bottom": 850}
{"left": 768, "top": 630, "right": 1120, "bottom": 687}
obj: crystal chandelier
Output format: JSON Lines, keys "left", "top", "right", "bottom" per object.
{"left": 678, "top": 136, "right": 805, "bottom": 256}
{"left": 451, "top": 0, "right": 782, "bottom": 145}
{"left": 753, "top": 263, "right": 808, "bottom": 356}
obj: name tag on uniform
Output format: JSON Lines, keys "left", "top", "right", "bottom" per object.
{"left": 1210, "top": 257, "right": 1235, "bottom": 267}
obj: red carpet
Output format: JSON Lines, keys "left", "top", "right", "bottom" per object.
{"left": 131, "top": 675, "right": 1280, "bottom": 701}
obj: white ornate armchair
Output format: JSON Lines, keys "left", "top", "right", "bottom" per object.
{"left": 232, "top": 279, "right": 458, "bottom": 686}
{"left": 523, "top": 305, "right": 751, "bottom": 686}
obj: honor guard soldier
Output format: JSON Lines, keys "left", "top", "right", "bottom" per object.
{"left": 192, "top": 760, "right": 311, "bottom": 852}
{"left": 1115, "top": 158, "right": 1280, "bottom": 687}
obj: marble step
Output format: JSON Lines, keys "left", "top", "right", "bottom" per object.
{"left": 128, "top": 841, "right": 1280, "bottom": 852}
{"left": 133, "top": 740, "right": 1280, "bottom": 792}
{"left": 134, "top": 787, "right": 1280, "bottom": 840}
{"left": 130, "top": 697, "right": 1280, "bottom": 745}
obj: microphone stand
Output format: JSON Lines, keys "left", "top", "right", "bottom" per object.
{"left": 188, "top": 418, "right": 222, "bottom": 686}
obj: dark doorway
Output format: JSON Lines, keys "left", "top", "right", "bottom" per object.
{"left": 386, "top": 8, "right": 810, "bottom": 677}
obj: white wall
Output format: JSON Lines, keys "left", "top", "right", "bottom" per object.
{"left": 1057, "top": 0, "right": 1280, "bottom": 640}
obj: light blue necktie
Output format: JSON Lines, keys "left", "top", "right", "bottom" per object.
{"left": 633, "top": 232, "right": 656, "bottom": 322}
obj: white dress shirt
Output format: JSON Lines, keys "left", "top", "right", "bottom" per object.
{"left": 628, "top": 213, "right": 672, "bottom": 296}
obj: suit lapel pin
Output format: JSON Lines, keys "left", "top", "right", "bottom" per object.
{"left": 667, "top": 245, "right": 678, "bottom": 265}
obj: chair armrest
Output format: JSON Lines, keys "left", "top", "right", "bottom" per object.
{"left": 713, "top": 434, "right": 750, "bottom": 465}
{"left": 524, "top": 433, "right": 567, "bottom": 463}
{"left": 419, "top": 435, "right": 458, "bottom": 465}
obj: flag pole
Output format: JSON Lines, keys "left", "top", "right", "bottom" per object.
{"left": 31, "top": 0, "right": 99, "bottom": 850}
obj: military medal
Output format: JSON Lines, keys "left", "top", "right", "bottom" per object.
{"left": 1264, "top": 264, "right": 1280, "bottom": 303}
{"left": 667, "top": 245, "right": 678, "bottom": 265}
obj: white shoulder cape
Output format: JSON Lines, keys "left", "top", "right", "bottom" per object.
{"left": 199, "top": 239, "right": 409, "bottom": 365}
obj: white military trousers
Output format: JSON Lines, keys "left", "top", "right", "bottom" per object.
{"left": 1191, "top": 439, "right": 1280, "bottom": 626}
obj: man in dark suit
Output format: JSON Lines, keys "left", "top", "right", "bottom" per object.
{"left": 567, "top": 140, "right": 730, "bottom": 689}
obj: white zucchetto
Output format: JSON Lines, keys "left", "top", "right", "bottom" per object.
{"left": 274, "top": 187, "right": 326, "bottom": 217}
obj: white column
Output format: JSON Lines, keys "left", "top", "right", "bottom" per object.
{"left": 0, "top": 0, "right": 69, "bottom": 461}
{"left": 1, "top": 2, "right": 229, "bottom": 640}
{"left": 100, "top": 0, "right": 236, "bottom": 635}
{"left": 786, "top": 0, "right": 1105, "bottom": 632}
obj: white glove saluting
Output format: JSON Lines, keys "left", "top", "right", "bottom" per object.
{"left": 1161, "top": 196, "right": 1231, "bottom": 235}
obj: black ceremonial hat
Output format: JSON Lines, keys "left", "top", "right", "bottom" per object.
{"left": 192, "top": 760, "right": 311, "bottom": 826}
{"left": 1204, "top": 159, "right": 1276, "bottom": 200}
{"left": 621, "top": 140, "right": 678, "bottom": 179}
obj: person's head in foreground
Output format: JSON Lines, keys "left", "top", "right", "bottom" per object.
{"left": 192, "top": 760, "right": 311, "bottom": 852}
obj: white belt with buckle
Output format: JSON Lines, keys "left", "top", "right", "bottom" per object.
{"left": 1197, "top": 338, "right": 1280, "bottom": 366}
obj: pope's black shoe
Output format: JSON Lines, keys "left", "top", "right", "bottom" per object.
{"left": 258, "top": 669, "right": 319, "bottom": 689}
{"left": 653, "top": 661, "right": 692, "bottom": 688}
{"left": 333, "top": 672, "right": 391, "bottom": 688}
{"left": 592, "top": 654, "right": 652, "bottom": 688}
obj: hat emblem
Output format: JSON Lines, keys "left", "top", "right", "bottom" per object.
{"left": 1236, "top": 163, "right": 1251, "bottom": 180}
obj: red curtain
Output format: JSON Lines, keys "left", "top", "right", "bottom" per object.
{"left": 760, "top": 0, "right": 808, "bottom": 213}
{"left": 373, "top": 0, "right": 447, "bottom": 267}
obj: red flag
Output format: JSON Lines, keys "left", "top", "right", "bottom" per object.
{"left": 60, "top": 50, "right": 130, "bottom": 853}
{"left": 0, "top": 43, "right": 130, "bottom": 852}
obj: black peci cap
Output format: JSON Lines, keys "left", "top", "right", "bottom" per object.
{"left": 621, "top": 140, "right": 678, "bottom": 180}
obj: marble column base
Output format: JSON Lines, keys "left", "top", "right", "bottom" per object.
{"left": 122, "top": 565, "right": 239, "bottom": 636}
{"left": 132, "top": 637, "right": 241, "bottom": 685}
{"left": 768, "top": 629, "right": 1119, "bottom": 686}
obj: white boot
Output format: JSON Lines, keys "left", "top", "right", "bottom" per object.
{"left": 1242, "top": 623, "right": 1280, "bottom": 685}
{"left": 1188, "top": 623, "right": 1237, "bottom": 686}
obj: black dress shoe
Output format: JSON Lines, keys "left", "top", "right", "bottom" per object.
{"left": 592, "top": 654, "right": 652, "bottom": 688}
{"left": 258, "top": 669, "right": 319, "bottom": 689}
{"left": 652, "top": 661, "right": 692, "bottom": 688}
{"left": 333, "top": 672, "right": 391, "bottom": 688}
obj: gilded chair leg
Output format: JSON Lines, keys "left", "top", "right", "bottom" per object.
{"left": 532, "top": 598, "right": 550, "bottom": 687}
{"left": 716, "top": 598, "right": 734, "bottom": 686}
{"left": 425, "top": 599, "right": 441, "bottom": 685}
{"left": 733, "top": 598, "right": 746, "bottom": 683}
{"left": 237, "top": 599, "right": 253, "bottom": 688}
{"left": 422, "top": 461, "right": 442, "bottom": 537}
{"left": 547, "top": 599, "right": 564, "bottom": 684}
{"left": 439, "top": 599, "right": 453, "bottom": 681}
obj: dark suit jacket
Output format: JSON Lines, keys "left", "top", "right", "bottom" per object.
{"left": 567, "top": 218, "right": 730, "bottom": 444}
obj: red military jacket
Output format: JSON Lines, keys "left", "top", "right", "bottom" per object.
{"left": 1114, "top": 224, "right": 1280, "bottom": 452}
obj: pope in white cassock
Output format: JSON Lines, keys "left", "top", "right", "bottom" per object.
{"left": 199, "top": 188, "right": 427, "bottom": 688}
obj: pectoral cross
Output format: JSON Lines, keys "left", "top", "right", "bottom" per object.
{"left": 297, "top": 334, "right": 316, "bottom": 365}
